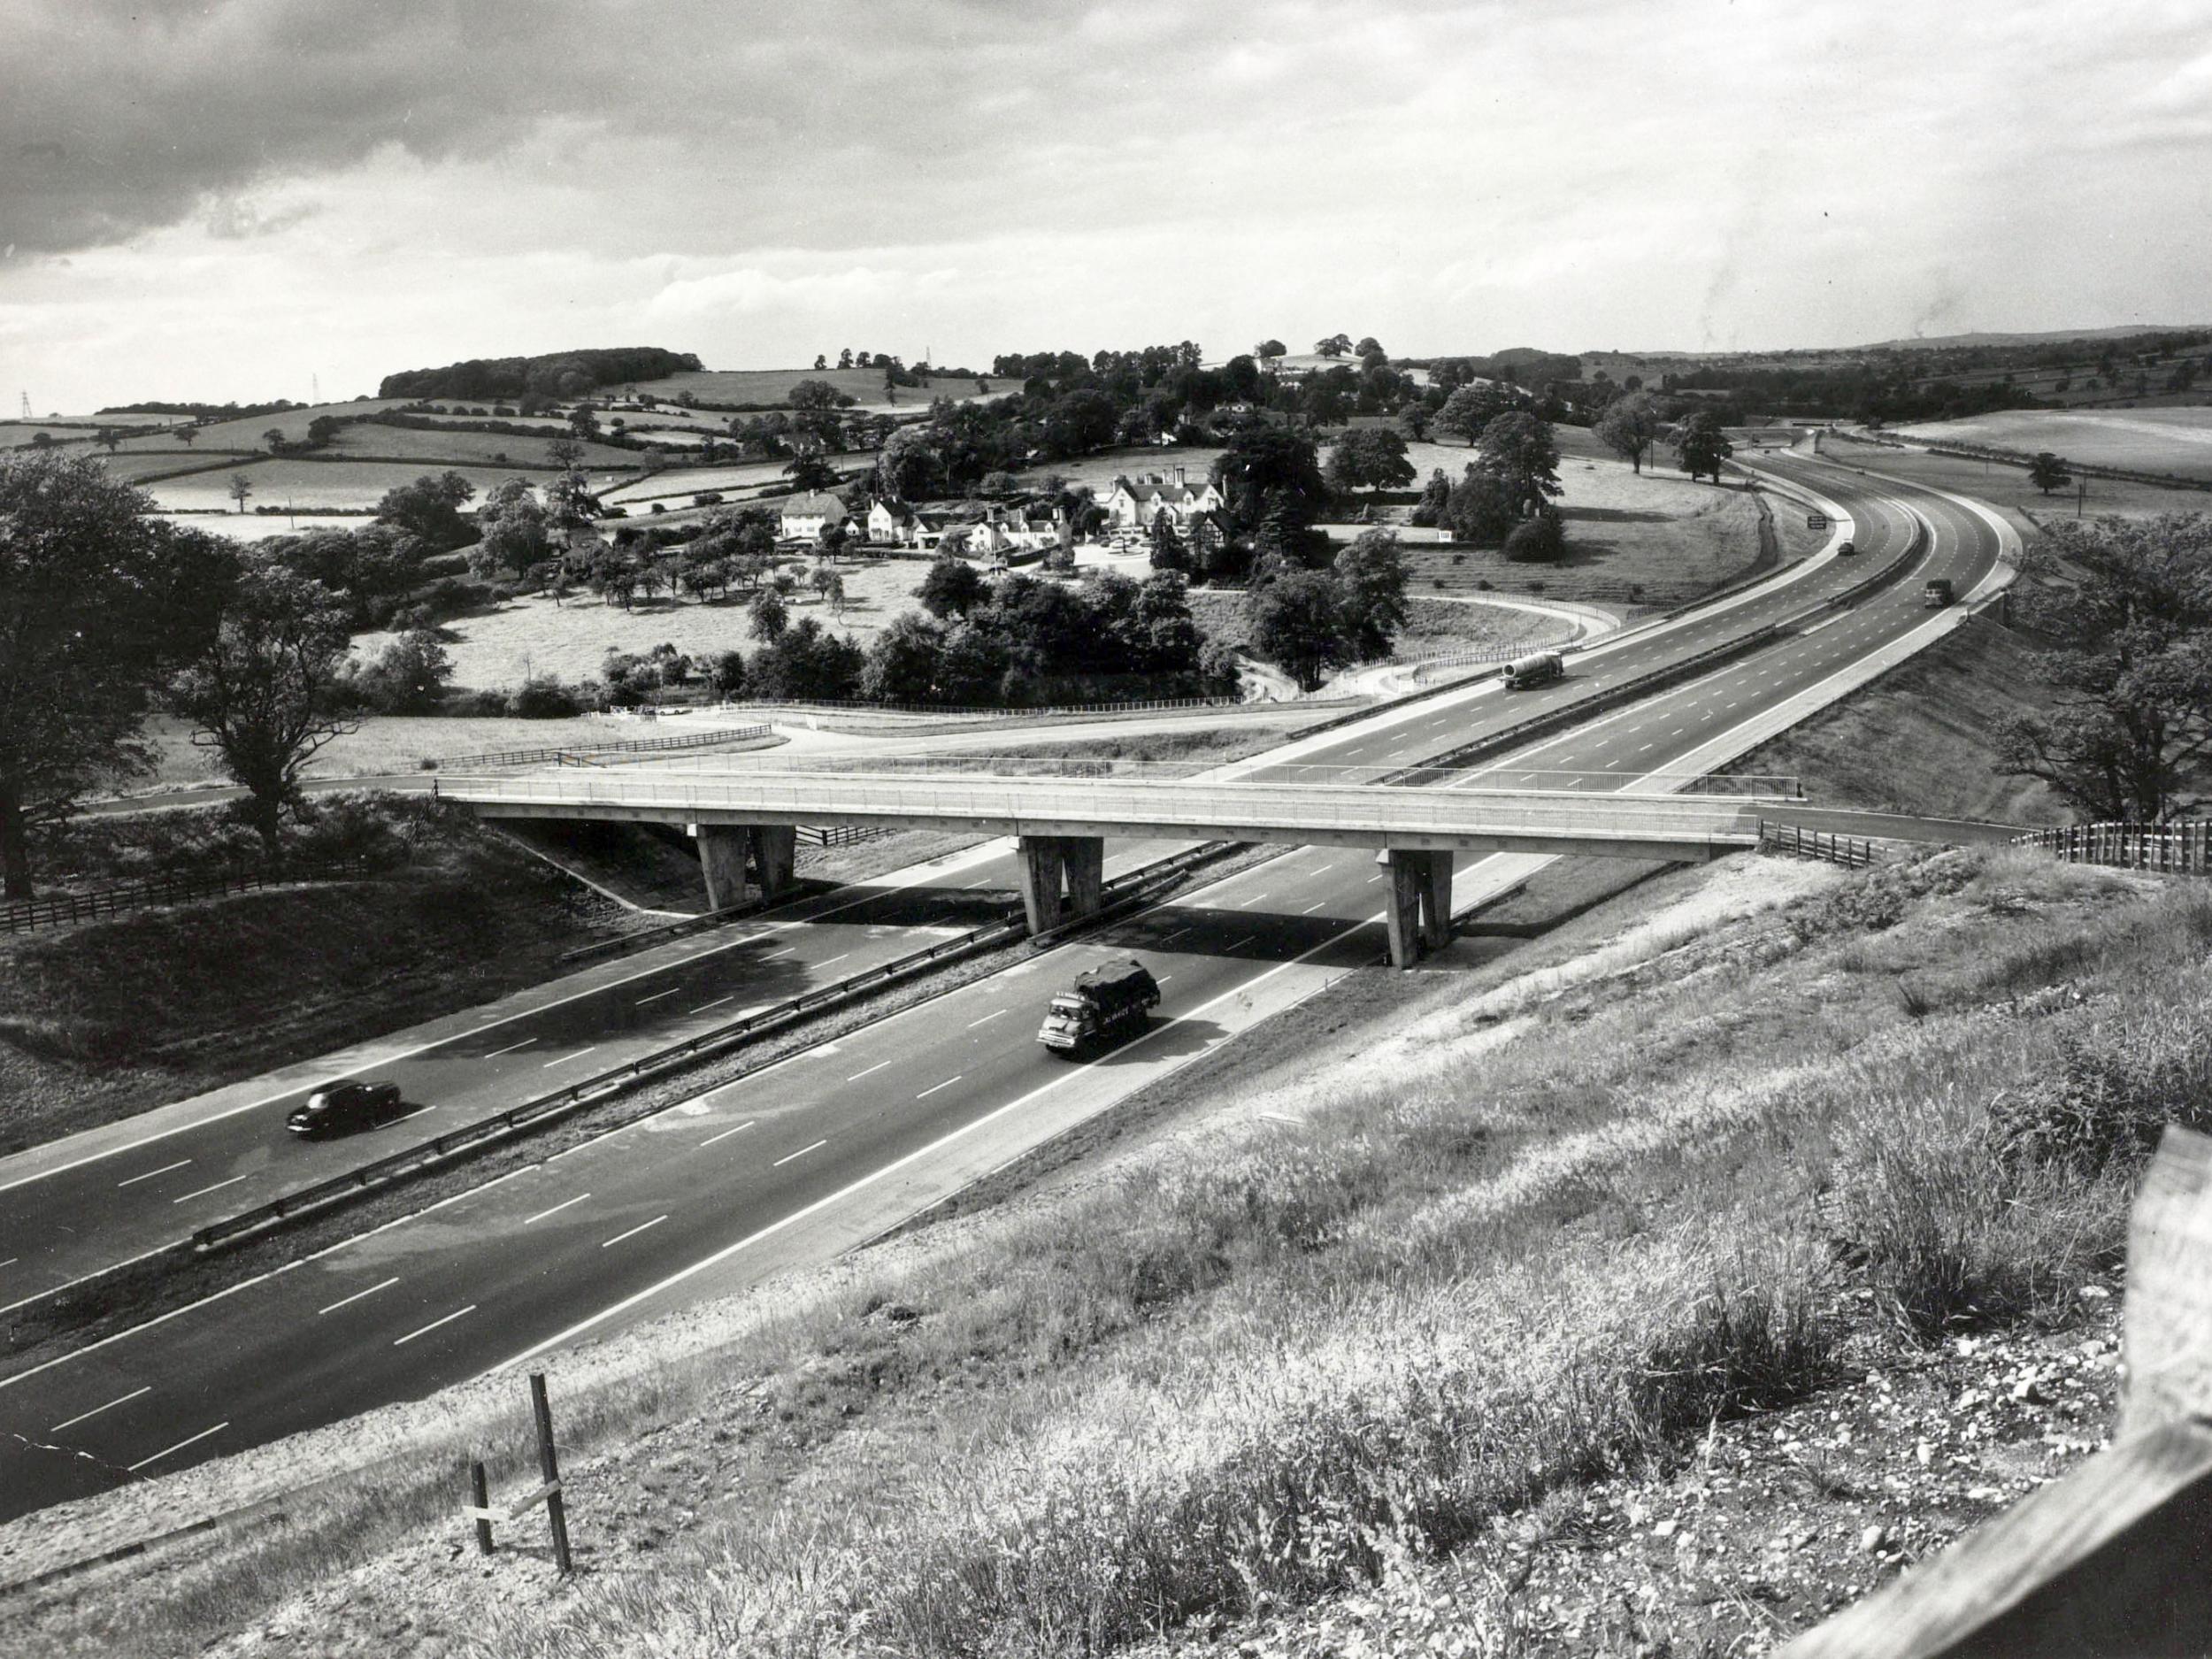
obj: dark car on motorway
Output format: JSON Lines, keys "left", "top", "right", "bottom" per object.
{"left": 287, "top": 1079, "right": 406, "bottom": 1138}
{"left": 1836, "top": 538, "right": 1856, "bottom": 557}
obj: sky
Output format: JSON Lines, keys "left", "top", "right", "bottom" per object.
{"left": 4, "top": 0, "right": 2208, "bottom": 413}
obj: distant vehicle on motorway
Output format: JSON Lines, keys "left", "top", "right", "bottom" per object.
{"left": 286, "top": 1079, "right": 406, "bottom": 1138}
{"left": 1037, "top": 958, "right": 1159, "bottom": 1056}
{"left": 1500, "top": 651, "right": 1564, "bottom": 690}
{"left": 1836, "top": 538, "right": 1856, "bottom": 557}
{"left": 1923, "top": 578, "right": 1955, "bottom": 608}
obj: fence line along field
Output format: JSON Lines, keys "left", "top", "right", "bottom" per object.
{"left": 1892, "top": 407, "right": 2212, "bottom": 480}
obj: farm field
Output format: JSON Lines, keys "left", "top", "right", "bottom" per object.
{"left": 626, "top": 365, "right": 989, "bottom": 413}
{"left": 1893, "top": 407, "right": 2212, "bottom": 480}
{"left": 146, "top": 510, "right": 377, "bottom": 541}
{"left": 600, "top": 459, "right": 806, "bottom": 504}
{"left": 126, "top": 711, "right": 661, "bottom": 788}
{"left": 1382, "top": 434, "right": 1770, "bottom": 606}
{"left": 322, "top": 421, "right": 643, "bottom": 469}
{"left": 0, "top": 424, "right": 103, "bottom": 449}
{"left": 352, "top": 557, "right": 926, "bottom": 691}
{"left": 140, "top": 459, "right": 620, "bottom": 512}
{"left": 1817, "top": 433, "right": 2209, "bottom": 528}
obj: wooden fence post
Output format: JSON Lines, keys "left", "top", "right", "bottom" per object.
{"left": 470, "top": 1461, "right": 494, "bottom": 1556}
{"left": 530, "top": 1371, "right": 573, "bottom": 1575}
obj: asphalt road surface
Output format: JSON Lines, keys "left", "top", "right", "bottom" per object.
{"left": 0, "top": 457, "right": 1999, "bottom": 1522}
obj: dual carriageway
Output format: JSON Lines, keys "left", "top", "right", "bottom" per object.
{"left": 0, "top": 451, "right": 2010, "bottom": 1523}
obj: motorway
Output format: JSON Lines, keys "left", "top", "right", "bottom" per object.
{"left": 0, "top": 455, "right": 2002, "bottom": 1522}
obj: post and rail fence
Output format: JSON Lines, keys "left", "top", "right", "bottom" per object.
{"left": 0, "top": 857, "right": 377, "bottom": 936}
{"left": 2014, "top": 820, "right": 2212, "bottom": 876}
{"left": 1759, "top": 820, "right": 1876, "bottom": 868}
{"left": 436, "top": 724, "right": 773, "bottom": 773}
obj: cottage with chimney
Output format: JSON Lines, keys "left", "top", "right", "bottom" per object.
{"left": 1102, "top": 466, "right": 1225, "bottom": 531}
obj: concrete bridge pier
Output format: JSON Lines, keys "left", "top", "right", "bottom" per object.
{"left": 1017, "top": 834, "right": 1106, "bottom": 933}
{"left": 694, "top": 823, "right": 798, "bottom": 910}
{"left": 1383, "top": 849, "right": 1455, "bottom": 968}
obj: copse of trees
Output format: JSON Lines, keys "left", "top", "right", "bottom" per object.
{"left": 0, "top": 453, "right": 234, "bottom": 897}
{"left": 1671, "top": 411, "right": 1735, "bottom": 484}
{"left": 1994, "top": 512, "right": 2212, "bottom": 822}
{"left": 376, "top": 346, "right": 703, "bottom": 401}
{"left": 855, "top": 565, "right": 1233, "bottom": 707}
{"left": 1244, "top": 530, "right": 1412, "bottom": 691}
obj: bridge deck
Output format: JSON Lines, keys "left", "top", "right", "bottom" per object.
{"left": 445, "top": 769, "right": 1763, "bottom": 861}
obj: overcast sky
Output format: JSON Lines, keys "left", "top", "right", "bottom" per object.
{"left": 4, "top": 0, "right": 2208, "bottom": 412}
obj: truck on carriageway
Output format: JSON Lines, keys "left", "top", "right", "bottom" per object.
{"left": 1036, "top": 957, "right": 1160, "bottom": 1056}
{"left": 1500, "top": 650, "right": 1565, "bottom": 690}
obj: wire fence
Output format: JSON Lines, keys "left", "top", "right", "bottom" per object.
{"left": 2015, "top": 820, "right": 2212, "bottom": 875}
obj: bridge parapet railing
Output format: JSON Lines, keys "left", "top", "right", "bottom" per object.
{"left": 442, "top": 771, "right": 1763, "bottom": 842}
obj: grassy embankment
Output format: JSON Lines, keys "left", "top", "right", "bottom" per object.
{"left": 0, "top": 797, "right": 639, "bottom": 1150}
{"left": 1890, "top": 407, "right": 2212, "bottom": 483}
{"left": 1727, "top": 613, "right": 2067, "bottom": 825}
{"left": 10, "top": 841, "right": 2205, "bottom": 1657}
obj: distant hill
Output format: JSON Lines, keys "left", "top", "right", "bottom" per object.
{"left": 377, "top": 347, "right": 703, "bottom": 402}
{"left": 1863, "top": 325, "right": 2204, "bottom": 351}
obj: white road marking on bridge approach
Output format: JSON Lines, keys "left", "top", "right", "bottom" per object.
{"left": 966, "top": 1010, "right": 1005, "bottom": 1028}
{"left": 916, "top": 1076, "right": 964, "bottom": 1099}
{"left": 634, "top": 987, "right": 683, "bottom": 1004}
{"left": 485, "top": 1036, "right": 538, "bottom": 1057}
{"left": 847, "top": 1059, "right": 893, "bottom": 1081}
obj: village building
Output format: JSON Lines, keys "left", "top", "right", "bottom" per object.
{"left": 1102, "top": 466, "right": 1225, "bottom": 531}
{"left": 779, "top": 491, "right": 857, "bottom": 541}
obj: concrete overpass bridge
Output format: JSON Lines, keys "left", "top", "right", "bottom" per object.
{"left": 443, "top": 768, "right": 1763, "bottom": 966}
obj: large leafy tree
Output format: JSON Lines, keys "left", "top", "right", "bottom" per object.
{"left": 1332, "top": 531, "right": 1410, "bottom": 660}
{"left": 1593, "top": 391, "right": 1665, "bottom": 474}
{"left": 373, "top": 471, "right": 477, "bottom": 550}
{"left": 169, "top": 564, "right": 357, "bottom": 863}
{"left": 1247, "top": 570, "right": 1349, "bottom": 692}
{"left": 1475, "top": 411, "right": 1563, "bottom": 519}
{"left": 1995, "top": 513, "right": 2212, "bottom": 821}
{"left": 1324, "top": 426, "right": 1416, "bottom": 494}
{"left": 2029, "top": 451, "right": 2073, "bottom": 495}
{"left": 1437, "top": 381, "right": 1520, "bottom": 446}
{"left": 0, "top": 454, "right": 230, "bottom": 895}
{"left": 1672, "top": 411, "right": 1735, "bottom": 484}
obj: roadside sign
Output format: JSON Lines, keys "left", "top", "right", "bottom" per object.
{"left": 1806, "top": 513, "right": 1828, "bottom": 529}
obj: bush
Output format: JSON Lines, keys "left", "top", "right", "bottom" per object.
{"left": 1502, "top": 510, "right": 1564, "bottom": 563}
{"left": 1990, "top": 1012, "right": 2212, "bottom": 1175}
{"left": 510, "top": 674, "right": 588, "bottom": 718}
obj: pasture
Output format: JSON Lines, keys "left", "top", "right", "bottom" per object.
{"left": 1893, "top": 407, "right": 2212, "bottom": 480}
{"left": 322, "top": 421, "right": 643, "bottom": 469}
{"left": 600, "top": 459, "right": 800, "bottom": 505}
{"left": 626, "top": 365, "right": 992, "bottom": 413}
{"left": 140, "top": 459, "right": 601, "bottom": 512}
{"left": 351, "top": 556, "right": 928, "bottom": 691}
